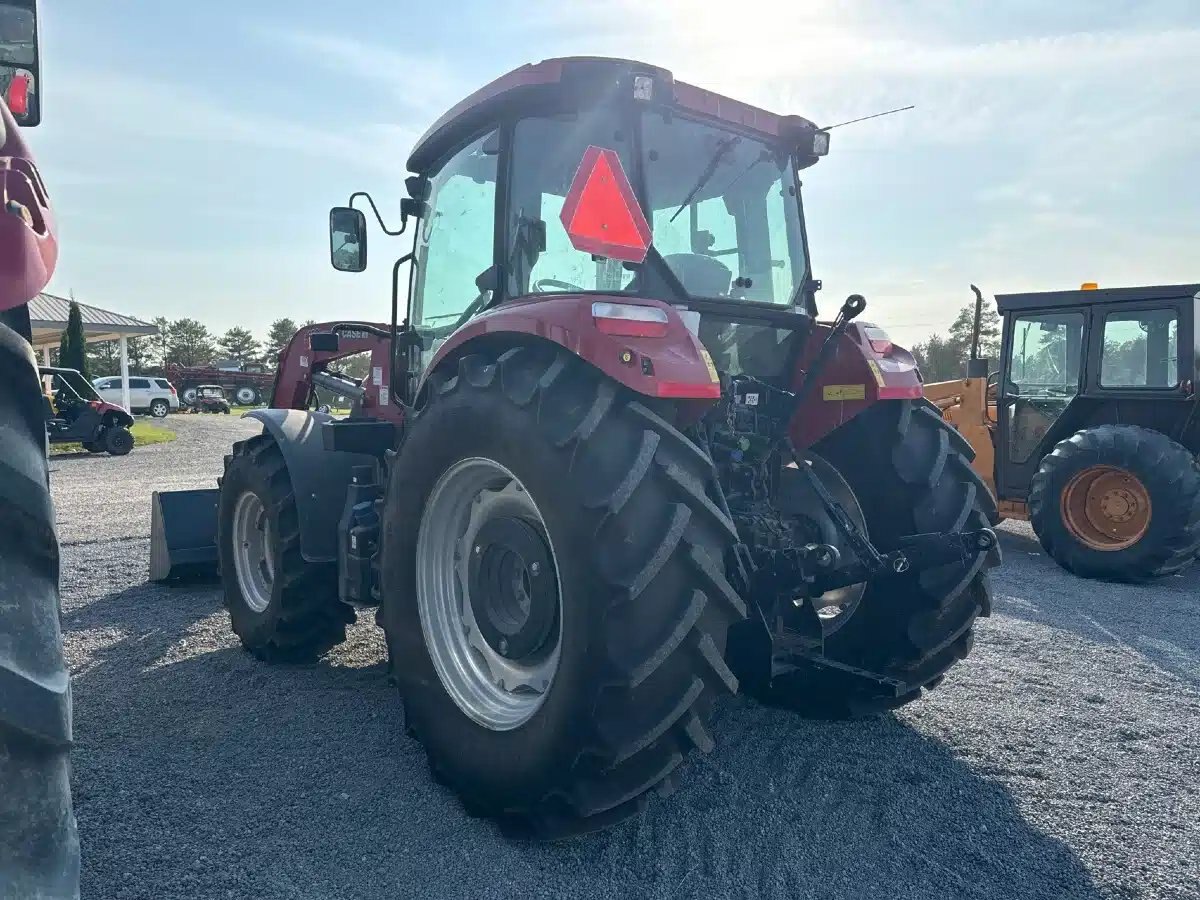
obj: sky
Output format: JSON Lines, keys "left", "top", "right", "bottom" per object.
{"left": 31, "top": 0, "right": 1200, "bottom": 349}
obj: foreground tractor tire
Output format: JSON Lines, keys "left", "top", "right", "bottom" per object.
{"left": 0, "top": 324, "right": 80, "bottom": 900}
{"left": 218, "top": 434, "right": 353, "bottom": 661}
{"left": 380, "top": 347, "right": 745, "bottom": 838}
{"left": 741, "top": 400, "right": 998, "bottom": 718}
{"left": 1029, "top": 425, "right": 1200, "bottom": 582}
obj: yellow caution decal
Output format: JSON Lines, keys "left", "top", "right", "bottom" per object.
{"left": 699, "top": 346, "right": 719, "bottom": 383}
{"left": 823, "top": 384, "right": 866, "bottom": 401}
{"left": 866, "top": 359, "right": 886, "bottom": 387}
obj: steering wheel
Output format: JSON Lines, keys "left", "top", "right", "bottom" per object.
{"left": 533, "top": 278, "right": 585, "bottom": 293}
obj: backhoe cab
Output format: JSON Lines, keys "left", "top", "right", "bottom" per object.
{"left": 158, "top": 57, "right": 999, "bottom": 838}
{"left": 928, "top": 282, "right": 1200, "bottom": 582}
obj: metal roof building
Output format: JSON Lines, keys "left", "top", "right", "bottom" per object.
{"left": 28, "top": 292, "right": 158, "bottom": 412}
{"left": 28, "top": 292, "right": 157, "bottom": 349}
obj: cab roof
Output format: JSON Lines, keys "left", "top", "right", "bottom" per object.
{"left": 995, "top": 283, "right": 1200, "bottom": 314}
{"left": 407, "top": 56, "right": 819, "bottom": 173}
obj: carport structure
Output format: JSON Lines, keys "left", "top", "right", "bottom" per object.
{"left": 28, "top": 292, "right": 157, "bottom": 411}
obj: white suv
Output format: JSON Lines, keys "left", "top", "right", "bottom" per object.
{"left": 93, "top": 376, "right": 180, "bottom": 418}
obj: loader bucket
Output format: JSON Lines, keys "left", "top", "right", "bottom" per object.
{"left": 149, "top": 489, "right": 220, "bottom": 582}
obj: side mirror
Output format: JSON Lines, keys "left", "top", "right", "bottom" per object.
{"left": 309, "top": 332, "right": 340, "bottom": 353}
{"left": 0, "top": 1, "right": 41, "bottom": 127}
{"left": 329, "top": 207, "right": 367, "bottom": 272}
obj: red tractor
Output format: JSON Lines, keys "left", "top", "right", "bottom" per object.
{"left": 0, "top": 2, "right": 80, "bottom": 897}
{"left": 158, "top": 58, "right": 998, "bottom": 837}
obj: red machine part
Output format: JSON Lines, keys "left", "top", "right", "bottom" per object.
{"left": 272, "top": 322, "right": 404, "bottom": 425}
{"left": 0, "top": 101, "right": 55, "bottom": 311}
{"left": 789, "top": 320, "right": 922, "bottom": 450}
{"left": 421, "top": 294, "right": 721, "bottom": 415}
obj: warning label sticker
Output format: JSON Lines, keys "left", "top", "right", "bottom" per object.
{"left": 699, "top": 347, "right": 719, "bottom": 383}
{"left": 823, "top": 384, "right": 866, "bottom": 401}
{"left": 866, "top": 360, "right": 886, "bottom": 387}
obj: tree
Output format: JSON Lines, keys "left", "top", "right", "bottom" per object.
{"left": 263, "top": 317, "right": 298, "bottom": 365}
{"left": 165, "top": 318, "right": 216, "bottom": 368}
{"left": 912, "top": 298, "right": 1004, "bottom": 382}
{"left": 218, "top": 326, "right": 260, "bottom": 363}
{"left": 947, "top": 300, "right": 1002, "bottom": 366}
{"left": 58, "top": 301, "right": 90, "bottom": 379}
{"left": 910, "top": 332, "right": 963, "bottom": 382}
{"left": 147, "top": 317, "right": 172, "bottom": 368}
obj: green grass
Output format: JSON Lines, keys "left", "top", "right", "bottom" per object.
{"left": 51, "top": 420, "right": 176, "bottom": 454}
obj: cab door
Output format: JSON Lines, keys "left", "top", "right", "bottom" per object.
{"left": 996, "top": 308, "right": 1089, "bottom": 498}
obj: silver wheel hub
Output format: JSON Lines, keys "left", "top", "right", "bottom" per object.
{"left": 416, "top": 458, "right": 562, "bottom": 731}
{"left": 232, "top": 491, "right": 274, "bottom": 614}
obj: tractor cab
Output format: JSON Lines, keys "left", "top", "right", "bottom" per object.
{"left": 329, "top": 57, "right": 835, "bottom": 407}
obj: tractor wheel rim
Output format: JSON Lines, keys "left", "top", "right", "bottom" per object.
{"left": 416, "top": 457, "right": 563, "bottom": 731}
{"left": 785, "top": 453, "right": 868, "bottom": 634}
{"left": 1060, "top": 465, "right": 1151, "bottom": 551}
{"left": 232, "top": 491, "right": 275, "bottom": 613}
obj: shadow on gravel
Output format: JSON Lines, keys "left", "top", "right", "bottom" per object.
{"left": 994, "top": 526, "right": 1200, "bottom": 689}
{"left": 67, "top": 584, "right": 1103, "bottom": 900}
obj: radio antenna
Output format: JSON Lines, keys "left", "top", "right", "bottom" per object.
{"left": 820, "top": 105, "right": 914, "bottom": 131}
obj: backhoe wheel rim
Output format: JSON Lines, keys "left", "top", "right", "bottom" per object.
{"left": 416, "top": 457, "right": 563, "bottom": 731}
{"left": 1060, "top": 465, "right": 1151, "bottom": 551}
{"left": 232, "top": 491, "right": 275, "bottom": 613}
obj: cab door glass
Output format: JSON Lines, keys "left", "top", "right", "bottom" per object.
{"left": 411, "top": 131, "right": 499, "bottom": 369}
{"left": 1005, "top": 312, "right": 1085, "bottom": 464}
{"left": 1100, "top": 308, "right": 1178, "bottom": 388}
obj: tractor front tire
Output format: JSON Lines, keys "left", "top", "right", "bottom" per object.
{"left": 380, "top": 347, "right": 745, "bottom": 838}
{"left": 104, "top": 425, "right": 134, "bottom": 456}
{"left": 1029, "top": 425, "right": 1200, "bottom": 581}
{"left": 738, "top": 400, "right": 999, "bottom": 718}
{"left": 218, "top": 434, "right": 353, "bottom": 661}
{"left": 0, "top": 323, "right": 79, "bottom": 900}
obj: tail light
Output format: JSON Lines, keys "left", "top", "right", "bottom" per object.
{"left": 863, "top": 326, "right": 893, "bottom": 356}
{"left": 169, "top": 384, "right": 177, "bottom": 394}
{"left": 591, "top": 302, "right": 669, "bottom": 338}
{"left": 6, "top": 71, "right": 30, "bottom": 118}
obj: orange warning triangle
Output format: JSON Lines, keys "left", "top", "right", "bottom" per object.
{"left": 560, "top": 146, "right": 652, "bottom": 263}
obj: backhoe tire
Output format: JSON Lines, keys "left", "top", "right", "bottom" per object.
{"left": 737, "top": 400, "right": 999, "bottom": 719}
{"left": 1028, "top": 425, "right": 1200, "bottom": 582}
{"left": 380, "top": 347, "right": 745, "bottom": 838}
{"left": 103, "top": 425, "right": 133, "bottom": 456}
{"left": 218, "top": 433, "right": 353, "bottom": 662}
{"left": 0, "top": 323, "right": 80, "bottom": 900}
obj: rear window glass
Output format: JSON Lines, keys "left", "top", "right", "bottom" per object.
{"left": 155, "top": 379, "right": 172, "bottom": 389}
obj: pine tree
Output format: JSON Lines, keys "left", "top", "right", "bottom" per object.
{"left": 263, "top": 318, "right": 299, "bottom": 366}
{"left": 148, "top": 317, "right": 172, "bottom": 368}
{"left": 58, "top": 301, "right": 90, "bottom": 379}
{"left": 165, "top": 318, "right": 216, "bottom": 368}
{"left": 217, "top": 326, "right": 260, "bottom": 363}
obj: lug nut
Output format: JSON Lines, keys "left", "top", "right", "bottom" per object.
{"left": 530, "top": 562, "right": 541, "bottom": 576}
{"left": 499, "top": 638, "right": 509, "bottom": 655}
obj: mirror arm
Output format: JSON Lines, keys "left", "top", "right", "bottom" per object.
{"left": 349, "top": 191, "right": 408, "bottom": 237}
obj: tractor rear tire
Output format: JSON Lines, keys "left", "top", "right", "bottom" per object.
{"left": 234, "top": 386, "right": 259, "bottom": 406}
{"left": 1028, "top": 425, "right": 1200, "bottom": 581}
{"left": 104, "top": 425, "right": 134, "bottom": 456}
{"left": 218, "top": 434, "right": 353, "bottom": 661}
{"left": 737, "top": 400, "right": 999, "bottom": 718}
{"left": 81, "top": 441, "right": 104, "bottom": 454}
{"left": 0, "top": 323, "right": 80, "bottom": 900}
{"left": 380, "top": 347, "right": 745, "bottom": 838}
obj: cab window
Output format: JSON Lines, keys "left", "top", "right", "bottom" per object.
{"left": 411, "top": 131, "right": 499, "bottom": 337}
{"left": 1100, "top": 308, "right": 1178, "bottom": 388}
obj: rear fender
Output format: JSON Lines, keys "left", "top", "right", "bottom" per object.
{"left": 789, "top": 322, "right": 923, "bottom": 450}
{"left": 419, "top": 295, "right": 721, "bottom": 416}
{"left": 244, "top": 409, "right": 376, "bottom": 562}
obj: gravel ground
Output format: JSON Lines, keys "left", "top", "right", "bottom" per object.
{"left": 52, "top": 415, "right": 1200, "bottom": 900}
